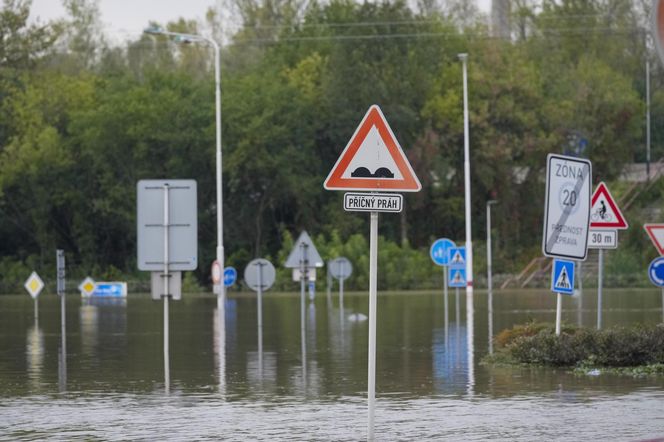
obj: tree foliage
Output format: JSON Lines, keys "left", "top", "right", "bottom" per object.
{"left": 0, "top": 0, "right": 657, "bottom": 290}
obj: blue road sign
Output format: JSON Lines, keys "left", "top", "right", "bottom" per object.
{"left": 430, "top": 238, "right": 456, "bottom": 266}
{"left": 93, "top": 282, "right": 127, "bottom": 297}
{"left": 648, "top": 257, "right": 664, "bottom": 287}
{"left": 551, "top": 259, "right": 575, "bottom": 295}
{"left": 224, "top": 267, "right": 237, "bottom": 287}
{"left": 448, "top": 247, "right": 466, "bottom": 268}
{"left": 449, "top": 267, "right": 467, "bottom": 288}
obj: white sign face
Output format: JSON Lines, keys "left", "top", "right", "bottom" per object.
{"left": 587, "top": 229, "right": 617, "bottom": 249}
{"left": 137, "top": 179, "right": 198, "bottom": 271}
{"left": 343, "top": 193, "right": 402, "bottom": 213}
{"left": 542, "top": 154, "right": 592, "bottom": 261}
{"left": 24, "top": 271, "right": 44, "bottom": 299}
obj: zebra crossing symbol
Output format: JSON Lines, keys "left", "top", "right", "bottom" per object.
{"left": 551, "top": 259, "right": 575, "bottom": 295}
{"left": 449, "top": 268, "right": 466, "bottom": 288}
{"left": 448, "top": 247, "right": 466, "bottom": 268}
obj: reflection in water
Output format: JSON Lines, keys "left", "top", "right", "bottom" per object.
{"left": 488, "top": 289, "right": 494, "bottom": 355}
{"left": 432, "top": 325, "right": 468, "bottom": 395}
{"left": 80, "top": 304, "right": 99, "bottom": 357}
{"left": 213, "top": 298, "right": 227, "bottom": 396}
{"left": 26, "top": 325, "right": 44, "bottom": 390}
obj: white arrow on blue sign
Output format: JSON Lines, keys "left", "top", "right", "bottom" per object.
{"left": 224, "top": 267, "right": 237, "bottom": 287}
{"left": 448, "top": 247, "right": 466, "bottom": 268}
{"left": 430, "top": 238, "right": 456, "bottom": 266}
{"left": 551, "top": 259, "right": 575, "bottom": 295}
{"left": 449, "top": 267, "right": 466, "bottom": 288}
{"left": 648, "top": 257, "right": 664, "bottom": 287}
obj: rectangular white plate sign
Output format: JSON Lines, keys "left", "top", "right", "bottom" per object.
{"left": 344, "top": 192, "right": 403, "bottom": 213}
{"left": 587, "top": 229, "right": 617, "bottom": 249}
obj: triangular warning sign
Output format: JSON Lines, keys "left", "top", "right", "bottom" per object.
{"left": 324, "top": 105, "right": 421, "bottom": 192}
{"left": 554, "top": 266, "right": 571, "bottom": 290}
{"left": 590, "top": 182, "right": 628, "bottom": 229}
{"left": 644, "top": 224, "right": 664, "bottom": 255}
{"left": 284, "top": 231, "right": 324, "bottom": 269}
{"left": 452, "top": 270, "right": 464, "bottom": 283}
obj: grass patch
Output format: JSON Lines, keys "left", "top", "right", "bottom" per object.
{"left": 485, "top": 321, "right": 664, "bottom": 373}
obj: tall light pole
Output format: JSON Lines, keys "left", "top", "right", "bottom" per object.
{"left": 144, "top": 27, "right": 225, "bottom": 299}
{"left": 459, "top": 52, "right": 475, "bottom": 396}
{"left": 458, "top": 53, "right": 473, "bottom": 295}
{"left": 486, "top": 199, "right": 497, "bottom": 355}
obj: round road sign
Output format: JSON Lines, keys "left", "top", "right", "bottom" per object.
{"left": 224, "top": 267, "right": 237, "bottom": 287}
{"left": 244, "top": 258, "right": 276, "bottom": 292}
{"left": 329, "top": 257, "right": 353, "bottom": 280}
{"left": 430, "top": 238, "right": 456, "bottom": 266}
{"left": 648, "top": 256, "right": 664, "bottom": 287}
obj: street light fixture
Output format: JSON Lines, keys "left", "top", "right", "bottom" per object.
{"left": 144, "top": 26, "right": 225, "bottom": 299}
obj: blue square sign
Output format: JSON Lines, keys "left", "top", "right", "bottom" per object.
{"left": 448, "top": 247, "right": 466, "bottom": 268}
{"left": 551, "top": 259, "right": 575, "bottom": 295}
{"left": 449, "top": 267, "right": 466, "bottom": 288}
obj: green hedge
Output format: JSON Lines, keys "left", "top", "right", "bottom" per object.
{"left": 491, "top": 322, "right": 664, "bottom": 367}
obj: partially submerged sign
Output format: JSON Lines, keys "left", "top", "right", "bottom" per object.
{"left": 344, "top": 193, "right": 402, "bottom": 213}
{"left": 542, "top": 154, "right": 592, "bottom": 261}
{"left": 324, "top": 105, "right": 421, "bottom": 192}
{"left": 244, "top": 258, "right": 276, "bottom": 292}
{"left": 284, "top": 231, "right": 324, "bottom": 269}
{"left": 448, "top": 267, "right": 466, "bottom": 288}
{"left": 24, "top": 272, "right": 44, "bottom": 299}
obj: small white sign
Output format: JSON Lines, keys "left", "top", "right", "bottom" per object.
{"left": 587, "top": 229, "right": 617, "bottom": 249}
{"left": 343, "top": 192, "right": 402, "bottom": 213}
{"left": 24, "top": 272, "right": 44, "bottom": 299}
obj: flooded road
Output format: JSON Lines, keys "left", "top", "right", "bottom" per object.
{"left": 0, "top": 288, "right": 663, "bottom": 440}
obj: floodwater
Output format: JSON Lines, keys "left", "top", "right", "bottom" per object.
{"left": 1, "top": 287, "right": 663, "bottom": 441}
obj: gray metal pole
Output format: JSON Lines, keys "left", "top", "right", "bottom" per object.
{"left": 300, "top": 242, "right": 307, "bottom": 379}
{"left": 57, "top": 249, "right": 66, "bottom": 392}
{"left": 647, "top": 58, "right": 651, "bottom": 182}
{"left": 163, "top": 184, "right": 170, "bottom": 392}
{"left": 597, "top": 249, "right": 604, "bottom": 330}
{"left": 459, "top": 53, "right": 474, "bottom": 296}
{"left": 556, "top": 293, "right": 562, "bottom": 336}
{"left": 367, "top": 211, "right": 378, "bottom": 441}
{"left": 258, "top": 263, "right": 263, "bottom": 377}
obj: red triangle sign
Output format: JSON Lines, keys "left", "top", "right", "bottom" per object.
{"left": 324, "top": 105, "right": 421, "bottom": 192}
{"left": 644, "top": 224, "right": 664, "bottom": 255}
{"left": 589, "top": 182, "right": 628, "bottom": 229}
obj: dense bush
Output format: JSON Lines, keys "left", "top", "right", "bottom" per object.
{"left": 493, "top": 322, "right": 664, "bottom": 368}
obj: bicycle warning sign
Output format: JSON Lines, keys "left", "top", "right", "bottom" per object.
{"left": 589, "top": 182, "right": 628, "bottom": 230}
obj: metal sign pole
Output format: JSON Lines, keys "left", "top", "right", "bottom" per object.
{"left": 34, "top": 298, "right": 38, "bottom": 324}
{"left": 163, "top": 184, "right": 171, "bottom": 392}
{"left": 597, "top": 249, "right": 604, "bottom": 330}
{"left": 258, "top": 262, "right": 263, "bottom": 377}
{"left": 556, "top": 293, "right": 562, "bottom": 335}
{"left": 661, "top": 288, "right": 664, "bottom": 324}
{"left": 367, "top": 211, "right": 378, "bottom": 441}
{"left": 300, "top": 242, "right": 308, "bottom": 379}
{"left": 57, "top": 249, "right": 66, "bottom": 392}
{"left": 443, "top": 267, "right": 448, "bottom": 308}
{"left": 444, "top": 274, "right": 449, "bottom": 347}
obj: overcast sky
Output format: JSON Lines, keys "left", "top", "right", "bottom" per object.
{"left": 30, "top": 0, "right": 491, "bottom": 40}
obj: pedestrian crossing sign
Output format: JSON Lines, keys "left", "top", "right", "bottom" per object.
{"left": 449, "top": 267, "right": 466, "bottom": 288}
{"left": 551, "top": 259, "right": 575, "bottom": 295}
{"left": 448, "top": 247, "right": 466, "bottom": 268}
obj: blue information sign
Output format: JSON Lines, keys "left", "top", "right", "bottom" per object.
{"left": 224, "top": 267, "right": 237, "bottom": 287}
{"left": 448, "top": 267, "right": 466, "bottom": 288}
{"left": 648, "top": 257, "right": 664, "bottom": 287}
{"left": 430, "top": 238, "right": 456, "bottom": 266}
{"left": 448, "top": 247, "right": 466, "bottom": 268}
{"left": 551, "top": 259, "right": 575, "bottom": 295}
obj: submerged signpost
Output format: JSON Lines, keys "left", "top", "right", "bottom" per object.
{"left": 324, "top": 104, "right": 421, "bottom": 440}
{"left": 244, "top": 258, "right": 276, "bottom": 377}
{"left": 137, "top": 179, "right": 198, "bottom": 391}
{"left": 542, "top": 154, "right": 591, "bottom": 334}
{"left": 588, "top": 182, "right": 628, "bottom": 329}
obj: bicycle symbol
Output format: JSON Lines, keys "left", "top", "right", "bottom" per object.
{"left": 590, "top": 201, "right": 612, "bottom": 222}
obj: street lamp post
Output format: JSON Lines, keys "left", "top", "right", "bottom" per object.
{"left": 144, "top": 27, "right": 225, "bottom": 299}
{"left": 458, "top": 53, "right": 473, "bottom": 296}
